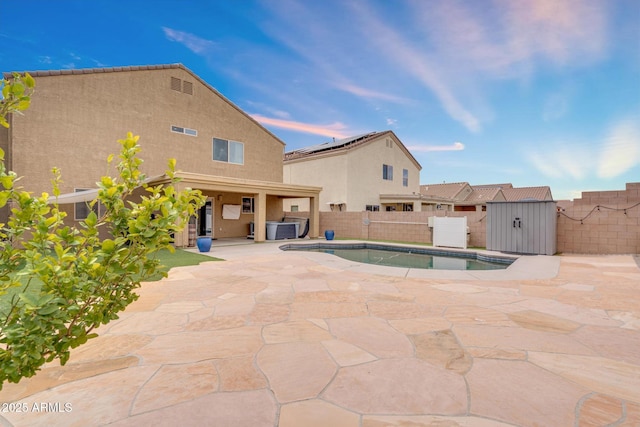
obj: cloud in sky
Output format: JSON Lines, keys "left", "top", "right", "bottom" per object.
{"left": 407, "top": 142, "right": 465, "bottom": 152}
{"left": 251, "top": 114, "right": 352, "bottom": 139}
{"left": 334, "top": 83, "right": 413, "bottom": 105}
{"left": 528, "top": 116, "right": 640, "bottom": 181}
{"left": 350, "top": 2, "right": 482, "bottom": 133}
{"left": 163, "top": 27, "right": 216, "bottom": 55}
{"left": 419, "top": 0, "right": 608, "bottom": 77}
{"left": 542, "top": 92, "right": 570, "bottom": 122}
{"left": 527, "top": 148, "right": 593, "bottom": 180}
{"left": 598, "top": 118, "right": 640, "bottom": 178}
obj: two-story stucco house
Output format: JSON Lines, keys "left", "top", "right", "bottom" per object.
{"left": 0, "top": 64, "right": 321, "bottom": 244}
{"left": 283, "top": 131, "right": 422, "bottom": 212}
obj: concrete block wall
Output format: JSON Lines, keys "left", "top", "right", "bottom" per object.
{"left": 557, "top": 182, "right": 639, "bottom": 254}
{"left": 315, "top": 210, "right": 486, "bottom": 247}
{"left": 297, "top": 183, "right": 639, "bottom": 254}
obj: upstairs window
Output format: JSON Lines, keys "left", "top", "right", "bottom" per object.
{"left": 403, "top": 169, "right": 409, "bottom": 187}
{"left": 213, "top": 138, "right": 244, "bottom": 164}
{"left": 383, "top": 164, "right": 393, "bottom": 181}
{"left": 366, "top": 205, "right": 380, "bottom": 211}
{"left": 74, "top": 189, "right": 104, "bottom": 220}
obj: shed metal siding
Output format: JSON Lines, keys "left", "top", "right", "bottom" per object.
{"left": 486, "top": 201, "right": 557, "bottom": 255}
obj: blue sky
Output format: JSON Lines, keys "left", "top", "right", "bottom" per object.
{"left": 2, "top": 0, "right": 639, "bottom": 200}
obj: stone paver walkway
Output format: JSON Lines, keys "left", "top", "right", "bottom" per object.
{"left": 1, "top": 242, "right": 639, "bottom": 426}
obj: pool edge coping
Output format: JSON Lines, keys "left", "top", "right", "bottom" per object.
{"left": 279, "top": 240, "right": 560, "bottom": 281}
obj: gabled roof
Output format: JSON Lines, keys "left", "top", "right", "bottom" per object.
{"left": 472, "top": 183, "right": 513, "bottom": 190}
{"left": 420, "top": 181, "right": 551, "bottom": 205}
{"left": 4, "top": 63, "right": 286, "bottom": 147}
{"left": 284, "top": 130, "right": 422, "bottom": 170}
{"left": 285, "top": 132, "right": 377, "bottom": 158}
{"left": 502, "top": 186, "right": 552, "bottom": 201}
{"left": 456, "top": 187, "right": 504, "bottom": 205}
{"left": 420, "top": 182, "right": 471, "bottom": 199}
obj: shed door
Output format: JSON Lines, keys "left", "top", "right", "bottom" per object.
{"left": 509, "top": 204, "right": 524, "bottom": 253}
{"left": 513, "top": 203, "right": 545, "bottom": 254}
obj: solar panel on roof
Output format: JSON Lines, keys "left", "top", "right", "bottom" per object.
{"left": 285, "top": 132, "right": 377, "bottom": 156}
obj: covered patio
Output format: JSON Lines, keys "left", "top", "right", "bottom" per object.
{"left": 49, "top": 172, "right": 322, "bottom": 246}
{"left": 162, "top": 172, "right": 321, "bottom": 245}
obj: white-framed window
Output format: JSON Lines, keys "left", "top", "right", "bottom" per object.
{"left": 171, "top": 125, "right": 197, "bottom": 137}
{"left": 213, "top": 138, "right": 244, "bottom": 164}
{"left": 366, "top": 205, "right": 380, "bottom": 211}
{"left": 242, "top": 196, "right": 254, "bottom": 213}
{"left": 383, "top": 164, "right": 393, "bottom": 181}
{"left": 74, "top": 189, "right": 103, "bottom": 220}
{"left": 403, "top": 169, "right": 409, "bottom": 187}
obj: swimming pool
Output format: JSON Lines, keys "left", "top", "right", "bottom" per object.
{"left": 280, "top": 243, "right": 515, "bottom": 271}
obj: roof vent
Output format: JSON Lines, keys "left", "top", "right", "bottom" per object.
{"left": 170, "top": 77, "right": 181, "bottom": 91}
{"left": 182, "top": 80, "right": 193, "bottom": 95}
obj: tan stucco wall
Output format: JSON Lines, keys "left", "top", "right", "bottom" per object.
{"left": 283, "top": 153, "right": 347, "bottom": 211}
{"left": 347, "top": 135, "right": 421, "bottom": 209}
{"left": 7, "top": 67, "right": 285, "bottom": 197}
{"left": 283, "top": 134, "right": 420, "bottom": 212}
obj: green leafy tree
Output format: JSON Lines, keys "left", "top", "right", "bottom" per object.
{"left": 0, "top": 72, "right": 35, "bottom": 128}
{"left": 0, "top": 73, "right": 205, "bottom": 388}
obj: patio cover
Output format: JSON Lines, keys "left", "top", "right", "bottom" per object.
{"left": 46, "top": 175, "right": 164, "bottom": 205}
{"left": 46, "top": 172, "right": 321, "bottom": 244}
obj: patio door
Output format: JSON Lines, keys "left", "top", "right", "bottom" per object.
{"left": 198, "top": 199, "right": 214, "bottom": 237}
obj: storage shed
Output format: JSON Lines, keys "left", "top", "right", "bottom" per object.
{"left": 486, "top": 200, "right": 557, "bottom": 255}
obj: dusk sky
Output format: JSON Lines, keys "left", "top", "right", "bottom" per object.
{"left": 2, "top": 0, "right": 639, "bottom": 200}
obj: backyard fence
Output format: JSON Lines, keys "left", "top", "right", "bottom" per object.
{"left": 286, "top": 183, "right": 640, "bottom": 255}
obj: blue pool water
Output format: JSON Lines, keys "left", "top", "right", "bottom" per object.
{"left": 280, "top": 243, "right": 514, "bottom": 270}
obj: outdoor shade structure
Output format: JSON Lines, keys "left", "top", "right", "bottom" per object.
{"left": 486, "top": 200, "right": 557, "bottom": 255}
{"left": 47, "top": 172, "right": 322, "bottom": 245}
{"left": 149, "top": 172, "right": 322, "bottom": 245}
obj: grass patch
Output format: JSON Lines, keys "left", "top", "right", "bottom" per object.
{"left": 0, "top": 248, "right": 222, "bottom": 315}
{"left": 146, "top": 248, "right": 222, "bottom": 281}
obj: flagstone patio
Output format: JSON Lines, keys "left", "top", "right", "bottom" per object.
{"left": 1, "top": 242, "right": 638, "bottom": 426}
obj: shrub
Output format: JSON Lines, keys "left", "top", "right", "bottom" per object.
{"left": 0, "top": 73, "right": 205, "bottom": 388}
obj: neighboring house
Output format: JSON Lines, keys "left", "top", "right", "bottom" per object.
{"left": 419, "top": 182, "right": 551, "bottom": 211}
{"left": 283, "top": 131, "right": 423, "bottom": 212}
{"left": 472, "top": 183, "right": 553, "bottom": 202}
{"left": 419, "top": 182, "right": 475, "bottom": 211}
{"left": 0, "top": 64, "right": 321, "bottom": 244}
